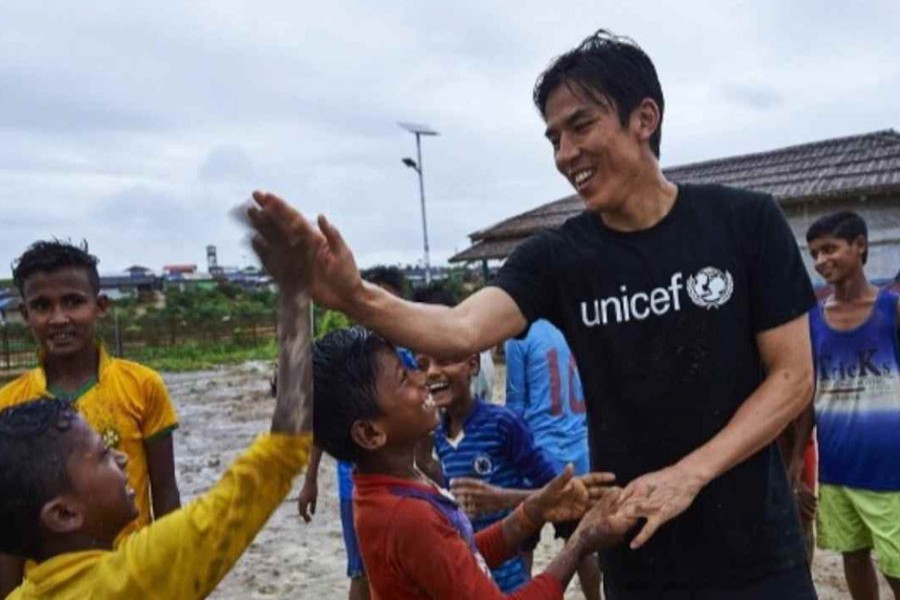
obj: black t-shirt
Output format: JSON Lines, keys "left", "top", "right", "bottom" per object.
{"left": 493, "top": 184, "right": 816, "bottom": 587}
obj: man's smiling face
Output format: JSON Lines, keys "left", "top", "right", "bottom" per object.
{"left": 543, "top": 83, "right": 645, "bottom": 214}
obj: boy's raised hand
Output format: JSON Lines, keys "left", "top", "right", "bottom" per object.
{"left": 246, "top": 191, "right": 363, "bottom": 310}
{"left": 525, "top": 466, "right": 616, "bottom": 524}
{"left": 242, "top": 191, "right": 316, "bottom": 436}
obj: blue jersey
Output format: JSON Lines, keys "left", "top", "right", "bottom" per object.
{"left": 811, "top": 289, "right": 900, "bottom": 491}
{"left": 505, "top": 320, "right": 589, "bottom": 472}
{"left": 433, "top": 399, "right": 558, "bottom": 592}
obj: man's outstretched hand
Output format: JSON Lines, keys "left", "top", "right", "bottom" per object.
{"left": 246, "top": 191, "right": 362, "bottom": 309}
{"left": 616, "top": 463, "right": 706, "bottom": 549}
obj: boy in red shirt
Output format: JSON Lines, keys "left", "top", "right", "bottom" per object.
{"left": 310, "top": 327, "right": 636, "bottom": 599}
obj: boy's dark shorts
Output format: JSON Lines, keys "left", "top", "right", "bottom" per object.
{"left": 522, "top": 520, "right": 579, "bottom": 552}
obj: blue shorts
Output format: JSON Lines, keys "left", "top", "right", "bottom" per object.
{"left": 339, "top": 499, "right": 365, "bottom": 578}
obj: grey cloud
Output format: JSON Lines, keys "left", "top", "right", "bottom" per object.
{"left": 198, "top": 146, "right": 255, "bottom": 181}
{"left": 2, "top": 0, "right": 899, "bottom": 273}
{"left": 720, "top": 83, "right": 784, "bottom": 111}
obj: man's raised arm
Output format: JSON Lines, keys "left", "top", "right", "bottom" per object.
{"left": 248, "top": 190, "right": 527, "bottom": 358}
{"left": 356, "top": 283, "right": 525, "bottom": 358}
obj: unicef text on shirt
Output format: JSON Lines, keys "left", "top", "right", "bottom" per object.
{"left": 580, "top": 268, "right": 734, "bottom": 327}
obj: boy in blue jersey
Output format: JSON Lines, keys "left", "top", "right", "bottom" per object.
{"left": 504, "top": 319, "right": 601, "bottom": 599}
{"left": 505, "top": 320, "right": 589, "bottom": 475}
{"left": 421, "top": 348, "right": 560, "bottom": 593}
{"left": 413, "top": 286, "right": 561, "bottom": 592}
{"left": 807, "top": 211, "right": 900, "bottom": 600}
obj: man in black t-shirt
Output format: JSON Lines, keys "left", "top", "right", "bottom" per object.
{"left": 246, "top": 30, "right": 818, "bottom": 599}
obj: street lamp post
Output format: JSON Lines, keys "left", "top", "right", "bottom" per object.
{"left": 399, "top": 121, "right": 438, "bottom": 285}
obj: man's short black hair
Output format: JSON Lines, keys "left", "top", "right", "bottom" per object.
{"left": 533, "top": 29, "right": 665, "bottom": 158}
{"left": 806, "top": 211, "right": 869, "bottom": 264}
{"left": 12, "top": 240, "right": 101, "bottom": 296}
{"left": 312, "top": 327, "right": 394, "bottom": 463}
{"left": 0, "top": 398, "right": 79, "bottom": 558}
{"left": 412, "top": 284, "right": 458, "bottom": 307}
{"left": 362, "top": 266, "right": 406, "bottom": 298}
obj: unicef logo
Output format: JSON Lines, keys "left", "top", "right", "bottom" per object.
{"left": 472, "top": 454, "right": 493, "bottom": 476}
{"left": 687, "top": 267, "right": 733, "bottom": 309}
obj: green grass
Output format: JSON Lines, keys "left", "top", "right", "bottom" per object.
{"left": 129, "top": 339, "right": 278, "bottom": 372}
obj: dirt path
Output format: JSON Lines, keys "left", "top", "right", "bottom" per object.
{"left": 167, "top": 362, "right": 887, "bottom": 599}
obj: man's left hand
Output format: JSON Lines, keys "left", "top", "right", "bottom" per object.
{"left": 617, "top": 463, "right": 706, "bottom": 549}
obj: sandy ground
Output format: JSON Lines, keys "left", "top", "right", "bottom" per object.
{"left": 166, "top": 361, "right": 890, "bottom": 599}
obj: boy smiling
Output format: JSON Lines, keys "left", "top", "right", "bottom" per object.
{"left": 0, "top": 210, "right": 315, "bottom": 599}
{"left": 308, "top": 326, "right": 634, "bottom": 599}
{"left": 422, "top": 349, "right": 559, "bottom": 592}
{"left": 0, "top": 241, "right": 180, "bottom": 595}
{"left": 807, "top": 212, "right": 900, "bottom": 599}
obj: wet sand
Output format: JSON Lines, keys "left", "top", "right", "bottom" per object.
{"left": 167, "top": 362, "right": 888, "bottom": 599}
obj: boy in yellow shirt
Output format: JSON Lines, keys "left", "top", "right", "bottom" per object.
{"left": 0, "top": 241, "right": 181, "bottom": 595}
{"left": 0, "top": 224, "right": 314, "bottom": 599}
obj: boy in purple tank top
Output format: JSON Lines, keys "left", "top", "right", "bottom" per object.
{"left": 807, "top": 211, "right": 900, "bottom": 600}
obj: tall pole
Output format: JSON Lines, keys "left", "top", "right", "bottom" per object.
{"left": 415, "top": 133, "right": 432, "bottom": 285}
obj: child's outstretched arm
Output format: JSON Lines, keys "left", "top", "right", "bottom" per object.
{"left": 271, "top": 277, "right": 313, "bottom": 435}
{"left": 81, "top": 208, "right": 316, "bottom": 600}
{"left": 391, "top": 475, "right": 632, "bottom": 600}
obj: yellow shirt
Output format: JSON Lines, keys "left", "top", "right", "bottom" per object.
{"left": 0, "top": 347, "right": 178, "bottom": 540}
{"left": 8, "top": 433, "right": 312, "bottom": 600}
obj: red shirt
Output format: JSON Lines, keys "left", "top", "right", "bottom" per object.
{"left": 803, "top": 435, "right": 818, "bottom": 490}
{"left": 353, "top": 473, "right": 564, "bottom": 599}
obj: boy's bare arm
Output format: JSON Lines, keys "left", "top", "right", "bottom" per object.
{"left": 475, "top": 482, "right": 632, "bottom": 592}
{"left": 146, "top": 434, "right": 181, "bottom": 518}
{"left": 247, "top": 191, "right": 527, "bottom": 359}
{"left": 271, "top": 287, "right": 313, "bottom": 435}
{"left": 236, "top": 192, "right": 315, "bottom": 435}
{"left": 298, "top": 445, "right": 322, "bottom": 522}
{"left": 499, "top": 471, "right": 617, "bottom": 547}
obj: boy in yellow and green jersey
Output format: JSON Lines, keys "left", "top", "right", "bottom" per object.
{"left": 0, "top": 209, "right": 315, "bottom": 599}
{"left": 0, "top": 241, "right": 181, "bottom": 596}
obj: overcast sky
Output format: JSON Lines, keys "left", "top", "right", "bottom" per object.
{"left": 2, "top": 0, "right": 898, "bottom": 275}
